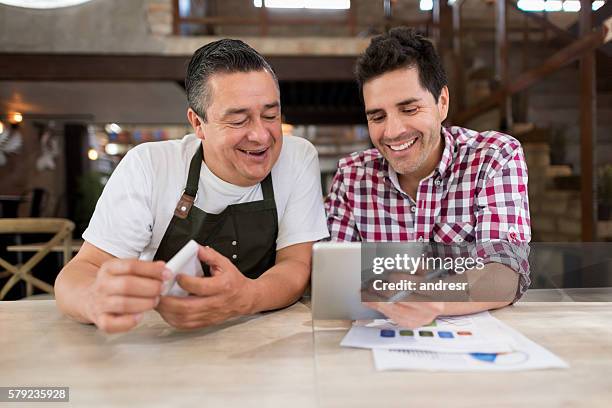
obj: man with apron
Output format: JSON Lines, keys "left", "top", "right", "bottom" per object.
{"left": 55, "top": 39, "right": 329, "bottom": 333}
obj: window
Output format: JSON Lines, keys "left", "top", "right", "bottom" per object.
{"left": 253, "top": 0, "right": 350, "bottom": 10}
{"left": 516, "top": 0, "right": 605, "bottom": 12}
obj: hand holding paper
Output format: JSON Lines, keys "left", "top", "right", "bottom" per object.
{"left": 156, "top": 242, "right": 256, "bottom": 330}
{"left": 161, "top": 240, "right": 204, "bottom": 297}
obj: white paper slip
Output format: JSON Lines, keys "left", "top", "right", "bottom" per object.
{"left": 373, "top": 319, "right": 569, "bottom": 371}
{"left": 161, "top": 240, "right": 204, "bottom": 297}
{"left": 341, "top": 311, "right": 516, "bottom": 354}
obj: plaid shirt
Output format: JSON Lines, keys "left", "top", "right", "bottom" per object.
{"left": 325, "top": 126, "right": 531, "bottom": 298}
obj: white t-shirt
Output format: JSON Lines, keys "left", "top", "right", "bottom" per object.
{"left": 83, "top": 134, "right": 329, "bottom": 261}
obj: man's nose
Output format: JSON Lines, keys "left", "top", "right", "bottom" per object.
{"left": 384, "top": 113, "right": 408, "bottom": 140}
{"left": 247, "top": 118, "right": 271, "bottom": 144}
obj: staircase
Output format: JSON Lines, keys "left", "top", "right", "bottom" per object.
{"left": 458, "top": 22, "right": 612, "bottom": 241}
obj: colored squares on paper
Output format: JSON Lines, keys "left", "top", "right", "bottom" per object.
{"left": 380, "top": 329, "right": 396, "bottom": 338}
{"left": 437, "top": 331, "right": 454, "bottom": 338}
{"left": 457, "top": 331, "right": 472, "bottom": 336}
{"left": 419, "top": 330, "right": 434, "bottom": 337}
{"left": 399, "top": 330, "right": 414, "bottom": 336}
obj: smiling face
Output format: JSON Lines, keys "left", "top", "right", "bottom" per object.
{"left": 362, "top": 67, "right": 449, "bottom": 181}
{"left": 187, "top": 70, "right": 282, "bottom": 187}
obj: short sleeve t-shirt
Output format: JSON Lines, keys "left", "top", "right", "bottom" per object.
{"left": 83, "top": 134, "right": 330, "bottom": 261}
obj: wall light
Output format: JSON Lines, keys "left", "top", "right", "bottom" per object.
{"left": 105, "top": 143, "right": 120, "bottom": 155}
{"left": 420, "top": 0, "right": 433, "bottom": 11}
{"left": 544, "top": 0, "right": 563, "bottom": 11}
{"left": 9, "top": 112, "right": 23, "bottom": 124}
{"left": 104, "top": 123, "right": 122, "bottom": 134}
{"left": 87, "top": 148, "right": 99, "bottom": 161}
{"left": 562, "top": 0, "right": 580, "bottom": 11}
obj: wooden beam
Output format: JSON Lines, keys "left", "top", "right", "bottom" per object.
{"left": 347, "top": 2, "right": 357, "bottom": 36}
{"left": 282, "top": 108, "right": 365, "bottom": 125}
{"left": 496, "top": 0, "right": 511, "bottom": 130}
{"left": 0, "top": 54, "right": 358, "bottom": 82}
{"left": 172, "top": 0, "right": 180, "bottom": 35}
{"left": 452, "top": 1, "right": 465, "bottom": 115}
{"left": 580, "top": 0, "right": 597, "bottom": 241}
{"left": 0, "top": 54, "right": 187, "bottom": 81}
{"left": 433, "top": 0, "right": 453, "bottom": 53}
{"left": 177, "top": 16, "right": 356, "bottom": 27}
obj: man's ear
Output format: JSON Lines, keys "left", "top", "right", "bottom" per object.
{"left": 437, "top": 86, "right": 450, "bottom": 122}
{"left": 187, "top": 108, "right": 206, "bottom": 140}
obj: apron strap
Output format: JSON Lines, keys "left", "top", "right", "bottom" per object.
{"left": 174, "top": 144, "right": 203, "bottom": 219}
{"left": 174, "top": 143, "right": 275, "bottom": 219}
{"left": 185, "top": 144, "right": 204, "bottom": 198}
{"left": 261, "top": 173, "right": 274, "bottom": 200}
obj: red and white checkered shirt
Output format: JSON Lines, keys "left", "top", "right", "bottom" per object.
{"left": 325, "top": 126, "right": 531, "bottom": 297}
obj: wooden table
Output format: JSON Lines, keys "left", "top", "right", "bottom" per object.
{"left": 1, "top": 290, "right": 611, "bottom": 407}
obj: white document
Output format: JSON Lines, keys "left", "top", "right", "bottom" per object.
{"left": 161, "top": 240, "right": 204, "bottom": 297}
{"left": 372, "top": 318, "right": 569, "bottom": 372}
{"left": 341, "top": 312, "right": 515, "bottom": 354}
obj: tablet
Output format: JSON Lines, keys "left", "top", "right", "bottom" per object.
{"left": 311, "top": 242, "right": 383, "bottom": 320}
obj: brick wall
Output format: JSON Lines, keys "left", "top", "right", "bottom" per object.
{"left": 523, "top": 143, "right": 582, "bottom": 242}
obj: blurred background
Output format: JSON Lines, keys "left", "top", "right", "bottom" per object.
{"left": 0, "top": 0, "right": 610, "bottom": 299}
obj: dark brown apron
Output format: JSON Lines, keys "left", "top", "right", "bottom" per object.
{"left": 153, "top": 145, "right": 278, "bottom": 279}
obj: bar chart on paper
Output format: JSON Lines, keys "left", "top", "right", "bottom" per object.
{"left": 341, "top": 312, "right": 516, "bottom": 353}
{"left": 340, "top": 312, "right": 568, "bottom": 371}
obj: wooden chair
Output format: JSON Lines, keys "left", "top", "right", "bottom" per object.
{"left": 0, "top": 218, "right": 74, "bottom": 300}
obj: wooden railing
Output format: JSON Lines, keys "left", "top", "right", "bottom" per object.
{"left": 454, "top": 17, "right": 612, "bottom": 125}
{"left": 451, "top": 1, "right": 612, "bottom": 241}
{"left": 171, "top": 0, "right": 435, "bottom": 37}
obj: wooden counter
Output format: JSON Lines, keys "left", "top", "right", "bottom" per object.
{"left": 1, "top": 291, "right": 611, "bottom": 407}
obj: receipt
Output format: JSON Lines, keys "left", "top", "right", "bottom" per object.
{"left": 161, "top": 240, "right": 204, "bottom": 297}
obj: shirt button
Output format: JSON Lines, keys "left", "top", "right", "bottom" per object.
{"left": 232, "top": 241, "right": 237, "bottom": 246}
{"left": 410, "top": 206, "right": 416, "bottom": 213}
{"left": 232, "top": 254, "right": 238, "bottom": 260}
{"left": 435, "top": 179, "right": 442, "bottom": 186}
{"left": 457, "top": 237, "right": 463, "bottom": 242}
{"left": 418, "top": 236, "right": 424, "bottom": 242}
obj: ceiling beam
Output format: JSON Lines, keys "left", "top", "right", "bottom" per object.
{"left": 0, "top": 53, "right": 357, "bottom": 82}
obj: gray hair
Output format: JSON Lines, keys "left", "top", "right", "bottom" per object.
{"left": 185, "top": 39, "right": 278, "bottom": 121}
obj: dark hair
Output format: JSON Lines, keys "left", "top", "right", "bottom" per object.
{"left": 355, "top": 27, "right": 447, "bottom": 101}
{"left": 185, "top": 39, "right": 278, "bottom": 121}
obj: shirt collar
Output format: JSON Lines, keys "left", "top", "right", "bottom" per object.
{"left": 437, "top": 126, "right": 455, "bottom": 178}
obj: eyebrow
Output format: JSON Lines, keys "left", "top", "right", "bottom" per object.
{"left": 221, "top": 101, "right": 280, "bottom": 119}
{"left": 397, "top": 97, "right": 421, "bottom": 106}
{"left": 365, "top": 97, "right": 421, "bottom": 116}
{"left": 263, "top": 101, "right": 280, "bottom": 110}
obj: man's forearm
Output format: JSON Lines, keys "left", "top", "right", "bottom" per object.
{"left": 247, "top": 259, "right": 310, "bottom": 314}
{"left": 440, "top": 300, "right": 512, "bottom": 316}
{"left": 54, "top": 261, "right": 97, "bottom": 324}
{"left": 440, "top": 262, "right": 519, "bottom": 316}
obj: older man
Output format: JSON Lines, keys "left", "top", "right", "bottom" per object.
{"left": 56, "top": 39, "right": 329, "bottom": 333}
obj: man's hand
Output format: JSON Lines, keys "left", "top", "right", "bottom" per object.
{"left": 363, "top": 263, "right": 520, "bottom": 328}
{"left": 364, "top": 301, "right": 445, "bottom": 329}
{"left": 86, "top": 259, "right": 170, "bottom": 334}
{"left": 156, "top": 246, "right": 255, "bottom": 330}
